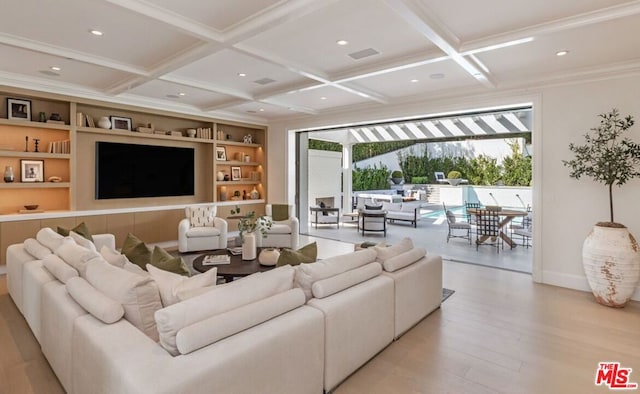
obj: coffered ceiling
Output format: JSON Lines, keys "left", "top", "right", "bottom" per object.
{"left": 0, "top": 0, "right": 638, "bottom": 123}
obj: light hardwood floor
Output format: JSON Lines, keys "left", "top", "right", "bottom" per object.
{"left": 1, "top": 261, "right": 638, "bottom": 394}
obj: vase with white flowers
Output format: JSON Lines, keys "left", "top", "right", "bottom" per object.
{"left": 236, "top": 210, "right": 273, "bottom": 260}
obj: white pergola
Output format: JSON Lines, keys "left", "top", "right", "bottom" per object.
{"left": 299, "top": 107, "right": 532, "bottom": 218}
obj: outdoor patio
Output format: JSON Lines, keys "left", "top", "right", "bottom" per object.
{"left": 302, "top": 203, "right": 532, "bottom": 274}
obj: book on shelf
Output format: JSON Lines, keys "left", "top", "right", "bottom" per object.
{"left": 227, "top": 247, "right": 243, "bottom": 255}
{"left": 47, "top": 140, "right": 71, "bottom": 154}
{"left": 202, "top": 254, "right": 231, "bottom": 265}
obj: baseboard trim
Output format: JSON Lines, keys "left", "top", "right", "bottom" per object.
{"left": 542, "top": 270, "right": 640, "bottom": 302}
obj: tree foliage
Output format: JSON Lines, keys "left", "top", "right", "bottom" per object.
{"left": 562, "top": 109, "right": 640, "bottom": 223}
{"left": 502, "top": 141, "right": 532, "bottom": 186}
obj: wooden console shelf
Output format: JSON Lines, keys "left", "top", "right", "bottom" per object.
{"left": 0, "top": 182, "right": 70, "bottom": 189}
{"left": 0, "top": 118, "right": 70, "bottom": 130}
{"left": 77, "top": 126, "right": 215, "bottom": 144}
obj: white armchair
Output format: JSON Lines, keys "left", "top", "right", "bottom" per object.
{"left": 178, "top": 205, "right": 228, "bottom": 253}
{"left": 257, "top": 204, "right": 299, "bottom": 250}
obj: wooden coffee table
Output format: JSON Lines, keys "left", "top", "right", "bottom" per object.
{"left": 192, "top": 248, "right": 274, "bottom": 282}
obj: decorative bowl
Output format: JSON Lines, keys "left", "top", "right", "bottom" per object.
{"left": 24, "top": 204, "right": 39, "bottom": 210}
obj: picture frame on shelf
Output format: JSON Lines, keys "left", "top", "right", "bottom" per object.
{"left": 216, "top": 146, "right": 227, "bottom": 161}
{"left": 21, "top": 159, "right": 44, "bottom": 182}
{"left": 231, "top": 166, "right": 242, "bottom": 181}
{"left": 110, "top": 116, "right": 132, "bottom": 131}
{"left": 7, "top": 98, "right": 32, "bottom": 121}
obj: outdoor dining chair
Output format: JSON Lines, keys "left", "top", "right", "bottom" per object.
{"left": 443, "top": 202, "right": 471, "bottom": 244}
{"left": 475, "top": 209, "right": 502, "bottom": 253}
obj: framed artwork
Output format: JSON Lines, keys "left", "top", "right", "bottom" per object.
{"left": 215, "top": 146, "right": 227, "bottom": 161}
{"left": 7, "top": 98, "right": 32, "bottom": 121}
{"left": 231, "top": 166, "right": 242, "bottom": 181}
{"left": 110, "top": 116, "right": 132, "bottom": 131}
{"left": 21, "top": 159, "right": 44, "bottom": 182}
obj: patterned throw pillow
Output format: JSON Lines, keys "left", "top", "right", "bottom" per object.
{"left": 187, "top": 206, "right": 216, "bottom": 227}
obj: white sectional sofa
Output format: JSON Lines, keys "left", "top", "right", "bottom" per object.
{"left": 7, "top": 229, "right": 442, "bottom": 393}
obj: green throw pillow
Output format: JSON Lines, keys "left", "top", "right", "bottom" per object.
{"left": 121, "top": 233, "right": 151, "bottom": 270}
{"left": 277, "top": 242, "right": 317, "bottom": 267}
{"left": 271, "top": 204, "right": 289, "bottom": 221}
{"left": 57, "top": 222, "right": 94, "bottom": 242}
{"left": 150, "top": 246, "right": 190, "bottom": 276}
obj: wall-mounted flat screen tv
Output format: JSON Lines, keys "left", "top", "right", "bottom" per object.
{"left": 95, "top": 141, "right": 194, "bottom": 199}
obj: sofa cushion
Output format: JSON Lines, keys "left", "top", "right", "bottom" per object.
{"left": 55, "top": 241, "right": 101, "bottom": 278}
{"left": 57, "top": 222, "right": 94, "bottom": 242}
{"left": 155, "top": 265, "right": 295, "bottom": 356}
{"left": 374, "top": 237, "right": 414, "bottom": 263}
{"left": 24, "top": 238, "right": 52, "bottom": 259}
{"left": 382, "top": 247, "right": 426, "bottom": 272}
{"left": 69, "top": 231, "right": 97, "bottom": 251}
{"left": 147, "top": 264, "right": 217, "bottom": 307}
{"left": 176, "top": 285, "right": 216, "bottom": 301}
{"left": 99, "top": 245, "right": 128, "bottom": 268}
{"left": 36, "top": 227, "right": 65, "bottom": 252}
{"left": 311, "top": 262, "right": 382, "bottom": 299}
{"left": 121, "top": 233, "right": 151, "bottom": 270}
{"left": 66, "top": 277, "right": 124, "bottom": 324}
{"left": 176, "top": 288, "right": 305, "bottom": 355}
{"left": 150, "top": 246, "right": 189, "bottom": 276}
{"left": 295, "top": 248, "right": 377, "bottom": 300}
{"left": 85, "top": 259, "right": 163, "bottom": 341}
{"left": 187, "top": 205, "right": 216, "bottom": 227}
{"left": 42, "top": 254, "right": 78, "bottom": 283}
{"left": 268, "top": 223, "right": 292, "bottom": 234}
{"left": 381, "top": 202, "right": 402, "bottom": 212}
{"left": 277, "top": 242, "right": 317, "bottom": 267}
{"left": 185, "top": 226, "right": 221, "bottom": 238}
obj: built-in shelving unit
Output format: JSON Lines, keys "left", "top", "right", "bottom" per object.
{"left": 0, "top": 87, "right": 267, "bottom": 215}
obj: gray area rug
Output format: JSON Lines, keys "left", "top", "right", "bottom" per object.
{"left": 442, "top": 288, "right": 455, "bottom": 303}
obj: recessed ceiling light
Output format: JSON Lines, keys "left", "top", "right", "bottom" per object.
{"left": 410, "top": 79, "right": 419, "bottom": 83}
{"left": 238, "top": 73, "right": 246, "bottom": 77}
{"left": 178, "top": 92, "right": 186, "bottom": 96}
{"left": 556, "top": 50, "right": 569, "bottom": 56}
{"left": 320, "top": 96, "right": 327, "bottom": 100}
{"left": 336, "top": 40, "right": 348, "bottom": 46}
{"left": 50, "top": 66, "right": 61, "bottom": 71}
{"left": 259, "top": 108, "right": 265, "bottom": 112}
{"left": 89, "top": 29, "right": 103, "bottom": 36}
{"left": 430, "top": 73, "right": 445, "bottom": 80}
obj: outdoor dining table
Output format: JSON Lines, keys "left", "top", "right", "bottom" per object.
{"left": 467, "top": 207, "right": 528, "bottom": 248}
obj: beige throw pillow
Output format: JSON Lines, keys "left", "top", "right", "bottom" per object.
{"left": 147, "top": 264, "right": 217, "bottom": 307}
{"left": 187, "top": 206, "right": 216, "bottom": 227}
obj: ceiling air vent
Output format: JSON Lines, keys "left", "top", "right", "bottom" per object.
{"left": 348, "top": 48, "right": 379, "bottom": 60}
{"left": 253, "top": 78, "right": 276, "bottom": 85}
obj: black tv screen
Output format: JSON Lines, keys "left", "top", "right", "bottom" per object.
{"left": 95, "top": 142, "right": 194, "bottom": 199}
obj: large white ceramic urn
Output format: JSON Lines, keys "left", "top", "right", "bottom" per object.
{"left": 582, "top": 223, "right": 640, "bottom": 307}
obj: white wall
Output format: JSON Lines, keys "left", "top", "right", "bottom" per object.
{"left": 308, "top": 149, "right": 342, "bottom": 209}
{"left": 268, "top": 73, "right": 640, "bottom": 300}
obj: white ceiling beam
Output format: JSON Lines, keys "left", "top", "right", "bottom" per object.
{"left": 333, "top": 52, "right": 448, "bottom": 83}
{"left": 159, "top": 75, "right": 253, "bottom": 101}
{"left": 259, "top": 97, "right": 318, "bottom": 115}
{"left": 0, "top": 32, "right": 148, "bottom": 76}
{"left": 202, "top": 98, "right": 252, "bottom": 112}
{"left": 222, "top": 0, "right": 341, "bottom": 43}
{"left": 384, "top": 0, "right": 495, "bottom": 88}
{"left": 460, "top": 1, "right": 640, "bottom": 54}
{"left": 234, "top": 44, "right": 388, "bottom": 104}
{"left": 103, "top": 0, "right": 224, "bottom": 41}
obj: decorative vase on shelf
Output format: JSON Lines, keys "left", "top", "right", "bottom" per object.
{"left": 242, "top": 232, "right": 257, "bottom": 261}
{"left": 216, "top": 171, "right": 225, "bottom": 181}
{"left": 97, "top": 116, "right": 111, "bottom": 129}
{"left": 3, "top": 166, "right": 14, "bottom": 183}
{"left": 250, "top": 186, "right": 260, "bottom": 200}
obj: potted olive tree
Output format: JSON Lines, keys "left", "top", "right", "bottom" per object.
{"left": 563, "top": 109, "right": 640, "bottom": 307}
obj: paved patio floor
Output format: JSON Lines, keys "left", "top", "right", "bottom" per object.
{"left": 302, "top": 203, "right": 532, "bottom": 274}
